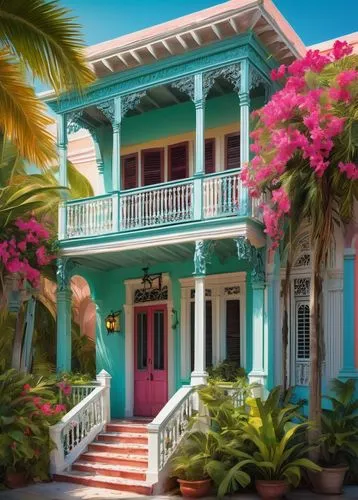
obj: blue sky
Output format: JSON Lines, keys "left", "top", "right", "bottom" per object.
{"left": 61, "top": 0, "right": 357, "bottom": 47}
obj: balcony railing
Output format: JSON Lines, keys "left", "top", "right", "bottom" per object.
{"left": 60, "top": 170, "right": 262, "bottom": 240}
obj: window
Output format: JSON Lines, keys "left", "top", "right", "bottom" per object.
{"left": 121, "top": 153, "right": 138, "bottom": 190}
{"left": 168, "top": 142, "right": 189, "bottom": 181}
{"left": 190, "top": 301, "right": 213, "bottom": 371}
{"left": 226, "top": 300, "right": 241, "bottom": 364}
{"left": 225, "top": 133, "right": 240, "bottom": 170}
{"left": 204, "top": 139, "right": 215, "bottom": 174}
{"left": 142, "top": 148, "right": 164, "bottom": 186}
{"left": 296, "top": 302, "right": 310, "bottom": 360}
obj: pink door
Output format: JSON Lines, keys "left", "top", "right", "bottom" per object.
{"left": 134, "top": 305, "right": 168, "bottom": 417}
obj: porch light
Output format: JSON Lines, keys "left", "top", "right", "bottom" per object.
{"left": 105, "top": 310, "right": 121, "bottom": 335}
{"left": 141, "top": 267, "right": 162, "bottom": 291}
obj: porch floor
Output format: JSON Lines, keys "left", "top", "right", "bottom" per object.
{"left": 0, "top": 483, "right": 357, "bottom": 499}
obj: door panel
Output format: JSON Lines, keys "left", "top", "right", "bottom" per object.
{"left": 134, "top": 305, "right": 168, "bottom": 417}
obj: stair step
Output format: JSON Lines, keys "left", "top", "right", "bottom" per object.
{"left": 106, "top": 422, "right": 149, "bottom": 434}
{"left": 97, "top": 431, "right": 148, "bottom": 444}
{"left": 73, "top": 461, "right": 146, "bottom": 481}
{"left": 54, "top": 471, "right": 152, "bottom": 495}
{"left": 88, "top": 441, "right": 148, "bottom": 455}
{"left": 81, "top": 451, "right": 148, "bottom": 468}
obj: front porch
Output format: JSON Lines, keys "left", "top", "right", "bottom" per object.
{"left": 56, "top": 232, "right": 271, "bottom": 419}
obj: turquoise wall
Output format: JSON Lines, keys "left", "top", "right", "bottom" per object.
{"left": 75, "top": 254, "right": 252, "bottom": 418}
{"left": 96, "top": 92, "right": 265, "bottom": 191}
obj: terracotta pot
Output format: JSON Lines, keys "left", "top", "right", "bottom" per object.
{"left": 178, "top": 478, "right": 211, "bottom": 498}
{"left": 5, "top": 470, "right": 27, "bottom": 489}
{"left": 255, "top": 480, "right": 289, "bottom": 500}
{"left": 309, "top": 465, "right": 349, "bottom": 495}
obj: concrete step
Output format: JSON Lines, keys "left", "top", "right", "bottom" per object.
{"left": 80, "top": 450, "right": 148, "bottom": 468}
{"left": 106, "top": 422, "right": 149, "bottom": 434}
{"left": 97, "top": 431, "right": 148, "bottom": 444}
{"left": 72, "top": 460, "right": 146, "bottom": 481}
{"left": 54, "top": 471, "right": 152, "bottom": 495}
{"left": 88, "top": 441, "right": 148, "bottom": 455}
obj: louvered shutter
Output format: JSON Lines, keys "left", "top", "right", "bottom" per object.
{"left": 205, "top": 139, "right": 215, "bottom": 174}
{"left": 122, "top": 154, "right": 138, "bottom": 190}
{"left": 142, "top": 149, "right": 163, "bottom": 186}
{"left": 296, "top": 302, "right": 310, "bottom": 360}
{"left": 225, "top": 134, "right": 240, "bottom": 170}
{"left": 226, "top": 300, "right": 241, "bottom": 364}
{"left": 169, "top": 142, "right": 188, "bottom": 181}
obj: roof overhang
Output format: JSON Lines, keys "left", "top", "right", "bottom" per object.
{"left": 84, "top": 0, "right": 305, "bottom": 79}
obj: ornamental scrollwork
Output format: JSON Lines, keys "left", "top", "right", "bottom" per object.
{"left": 122, "top": 91, "right": 146, "bottom": 117}
{"left": 193, "top": 240, "right": 213, "bottom": 276}
{"left": 170, "top": 76, "right": 195, "bottom": 101}
{"left": 66, "top": 110, "right": 98, "bottom": 139}
{"left": 98, "top": 100, "right": 114, "bottom": 123}
{"left": 56, "top": 258, "right": 76, "bottom": 292}
{"left": 203, "top": 63, "right": 241, "bottom": 98}
{"left": 235, "top": 237, "right": 265, "bottom": 283}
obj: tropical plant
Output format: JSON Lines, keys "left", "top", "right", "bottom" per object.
{"left": 208, "top": 360, "right": 246, "bottom": 382}
{"left": 241, "top": 41, "right": 358, "bottom": 437}
{"left": 0, "top": 369, "right": 67, "bottom": 481}
{"left": 0, "top": 0, "right": 94, "bottom": 166}
{"left": 237, "top": 399, "right": 321, "bottom": 487}
{"left": 320, "top": 378, "right": 358, "bottom": 467}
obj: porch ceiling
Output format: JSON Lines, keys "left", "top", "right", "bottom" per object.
{"left": 71, "top": 238, "right": 238, "bottom": 271}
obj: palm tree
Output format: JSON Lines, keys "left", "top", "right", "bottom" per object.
{"left": 244, "top": 51, "right": 358, "bottom": 439}
{"left": 0, "top": 0, "right": 94, "bottom": 166}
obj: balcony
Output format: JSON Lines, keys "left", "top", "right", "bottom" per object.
{"left": 60, "top": 169, "right": 262, "bottom": 241}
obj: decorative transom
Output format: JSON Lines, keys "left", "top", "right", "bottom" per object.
{"left": 294, "top": 278, "right": 310, "bottom": 297}
{"left": 224, "top": 286, "right": 241, "bottom": 296}
{"left": 134, "top": 285, "right": 168, "bottom": 303}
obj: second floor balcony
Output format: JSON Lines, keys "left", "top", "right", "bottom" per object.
{"left": 60, "top": 168, "right": 263, "bottom": 240}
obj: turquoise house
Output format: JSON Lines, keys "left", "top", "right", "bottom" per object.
{"left": 46, "top": 0, "right": 358, "bottom": 423}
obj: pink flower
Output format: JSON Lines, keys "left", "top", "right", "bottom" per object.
{"left": 23, "top": 384, "right": 31, "bottom": 392}
{"left": 336, "top": 70, "right": 358, "bottom": 88}
{"left": 6, "top": 258, "right": 23, "bottom": 274}
{"left": 36, "top": 246, "right": 53, "bottom": 266}
{"left": 32, "top": 396, "right": 42, "bottom": 408}
{"left": 17, "top": 240, "right": 27, "bottom": 252}
{"left": 338, "top": 162, "right": 358, "bottom": 180}
{"left": 271, "top": 64, "right": 286, "bottom": 81}
{"left": 272, "top": 188, "right": 291, "bottom": 213}
{"left": 331, "top": 40, "right": 353, "bottom": 60}
{"left": 54, "top": 404, "right": 67, "bottom": 414}
{"left": 40, "top": 402, "right": 53, "bottom": 416}
{"left": 57, "top": 381, "right": 72, "bottom": 396}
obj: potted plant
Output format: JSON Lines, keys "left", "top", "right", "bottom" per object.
{"left": 238, "top": 398, "right": 321, "bottom": 500}
{"left": 171, "top": 434, "right": 212, "bottom": 498}
{"left": 309, "top": 379, "right": 358, "bottom": 495}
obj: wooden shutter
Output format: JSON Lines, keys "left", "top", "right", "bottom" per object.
{"left": 225, "top": 133, "right": 240, "bottom": 170}
{"left": 226, "top": 300, "right": 240, "bottom": 364}
{"left": 142, "top": 149, "right": 163, "bottom": 186}
{"left": 205, "top": 139, "right": 215, "bottom": 174}
{"left": 169, "top": 142, "right": 188, "bottom": 181}
{"left": 121, "top": 154, "right": 138, "bottom": 190}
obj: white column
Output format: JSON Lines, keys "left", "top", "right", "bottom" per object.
{"left": 191, "top": 276, "right": 207, "bottom": 385}
{"left": 249, "top": 281, "right": 267, "bottom": 393}
{"left": 324, "top": 270, "right": 343, "bottom": 380}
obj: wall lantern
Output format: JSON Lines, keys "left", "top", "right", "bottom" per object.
{"left": 141, "top": 267, "right": 162, "bottom": 291}
{"left": 105, "top": 310, "right": 121, "bottom": 335}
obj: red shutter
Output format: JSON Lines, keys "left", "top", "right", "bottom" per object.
{"left": 169, "top": 142, "right": 188, "bottom": 181}
{"left": 205, "top": 138, "right": 215, "bottom": 174}
{"left": 122, "top": 154, "right": 138, "bottom": 190}
{"left": 225, "top": 133, "right": 240, "bottom": 170}
{"left": 142, "top": 149, "right": 164, "bottom": 186}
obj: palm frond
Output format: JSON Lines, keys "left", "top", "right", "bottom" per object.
{"left": 0, "top": 0, "right": 95, "bottom": 92}
{"left": 0, "top": 51, "right": 55, "bottom": 166}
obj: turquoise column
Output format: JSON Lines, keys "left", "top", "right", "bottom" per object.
{"left": 250, "top": 281, "right": 267, "bottom": 389}
{"left": 56, "top": 258, "right": 73, "bottom": 372}
{"left": 340, "top": 248, "right": 357, "bottom": 378}
{"left": 193, "top": 73, "right": 204, "bottom": 221}
{"left": 57, "top": 114, "right": 68, "bottom": 240}
{"left": 239, "top": 59, "right": 250, "bottom": 216}
{"left": 112, "top": 96, "right": 122, "bottom": 192}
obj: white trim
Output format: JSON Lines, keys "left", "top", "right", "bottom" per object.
{"left": 61, "top": 223, "right": 265, "bottom": 257}
{"left": 180, "top": 272, "right": 247, "bottom": 381}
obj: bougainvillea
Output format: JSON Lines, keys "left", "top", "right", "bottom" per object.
{"left": 0, "top": 217, "right": 56, "bottom": 287}
{"left": 241, "top": 40, "right": 358, "bottom": 248}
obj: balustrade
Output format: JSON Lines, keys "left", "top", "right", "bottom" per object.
{"left": 121, "top": 180, "right": 193, "bottom": 231}
{"left": 61, "top": 171, "right": 259, "bottom": 240}
{"left": 203, "top": 170, "right": 242, "bottom": 218}
{"left": 70, "top": 384, "right": 98, "bottom": 406}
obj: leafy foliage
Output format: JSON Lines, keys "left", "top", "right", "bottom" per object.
{"left": 208, "top": 360, "right": 246, "bottom": 382}
{"left": 0, "top": 0, "right": 95, "bottom": 165}
{"left": 320, "top": 378, "right": 358, "bottom": 466}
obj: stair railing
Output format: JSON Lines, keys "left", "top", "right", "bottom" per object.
{"left": 49, "top": 370, "right": 111, "bottom": 474}
{"left": 147, "top": 385, "right": 195, "bottom": 484}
